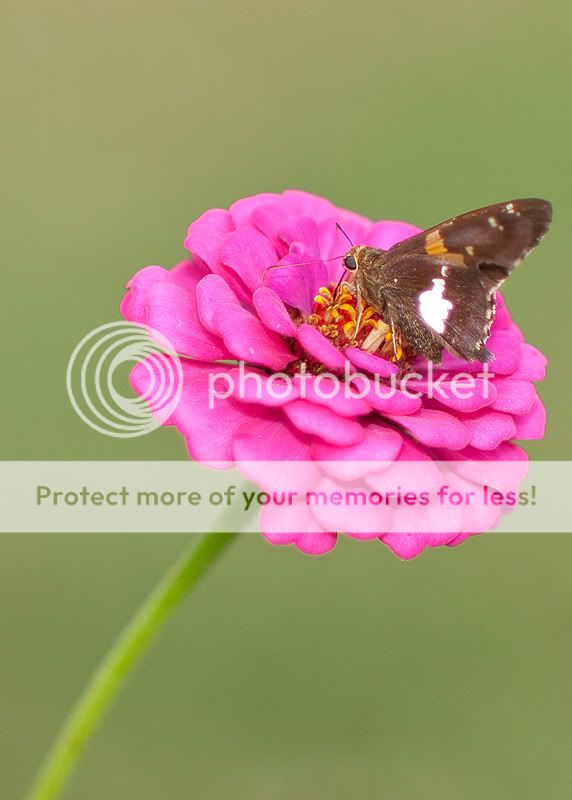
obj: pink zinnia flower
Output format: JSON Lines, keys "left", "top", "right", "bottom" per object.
{"left": 120, "top": 190, "right": 547, "bottom": 558}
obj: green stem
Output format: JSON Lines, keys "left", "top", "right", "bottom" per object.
{"left": 24, "top": 528, "right": 240, "bottom": 800}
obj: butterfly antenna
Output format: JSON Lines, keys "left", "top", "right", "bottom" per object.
{"left": 331, "top": 274, "right": 345, "bottom": 302}
{"left": 336, "top": 222, "right": 354, "bottom": 247}
{"left": 262, "top": 255, "right": 343, "bottom": 280}
{"left": 332, "top": 224, "right": 354, "bottom": 300}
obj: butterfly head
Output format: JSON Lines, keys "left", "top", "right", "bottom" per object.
{"left": 343, "top": 245, "right": 366, "bottom": 273}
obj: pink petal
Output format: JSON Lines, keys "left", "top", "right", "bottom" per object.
{"left": 493, "top": 293, "right": 512, "bottom": 330}
{"left": 283, "top": 400, "right": 365, "bottom": 446}
{"left": 360, "top": 377, "right": 422, "bottom": 415}
{"left": 454, "top": 504, "right": 503, "bottom": 541}
{"left": 298, "top": 324, "right": 347, "bottom": 371}
{"left": 483, "top": 327, "right": 523, "bottom": 374}
{"left": 513, "top": 398, "right": 546, "bottom": 440}
{"left": 175, "top": 371, "right": 274, "bottom": 466}
{"left": 385, "top": 408, "right": 471, "bottom": 451}
{"left": 120, "top": 264, "right": 228, "bottom": 361}
{"left": 121, "top": 261, "right": 209, "bottom": 322}
{"left": 379, "top": 532, "right": 429, "bottom": 560}
{"left": 196, "top": 275, "right": 294, "bottom": 371}
{"left": 265, "top": 249, "right": 328, "bottom": 314}
{"left": 144, "top": 282, "right": 227, "bottom": 361}
{"left": 233, "top": 417, "right": 321, "bottom": 495}
{"left": 129, "top": 354, "right": 181, "bottom": 427}
{"left": 220, "top": 227, "right": 278, "bottom": 291}
{"left": 317, "top": 218, "right": 370, "bottom": 282}
{"left": 344, "top": 347, "right": 399, "bottom": 378}
{"left": 184, "top": 209, "right": 254, "bottom": 302}
{"left": 447, "top": 532, "right": 483, "bottom": 549}
{"left": 131, "top": 360, "right": 269, "bottom": 467}
{"left": 260, "top": 503, "right": 336, "bottom": 554}
{"left": 511, "top": 344, "right": 548, "bottom": 381}
{"left": 437, "top": 327, "right": 522, "bottom": 375}
{"left": 366, "top": 440, "right": 443, "bottom": 495}
{"left": 438, "top": 442, "right": 528, "bottom": 466}
{"left": 311, "top": 423, "right": 403, "bottom": 479}
{"left": 228, "top": 367, "right": 299, "bottom": 407}
{"left": 389, "top": 503, "right": 462, "bottom": 542}
{"left": 120, "top": 265, "right": 170, "bottom": 323}
{"left": 492, "top": 379, "right": 537, "bottom": 415}
{"left": 441, "top": 470, "right": 503, "bottom": 536}
{"left": 409, "top": 378, "right": 496, "bottom": 413}
{"left": 365, "top": 220, "right": 422, "bottom": 249}
{"left": 397, "top": 436, "right": 438, "bottom": 461}
{"left": 250, "top": 202, "right": 292, "bottom": 252}
{"left": 316, "top": 480, "right": 391, "bottom": 535}
{"left": 282, "top": 190, "right": 336, "bottom": 222}
{"left": 184, "top": 208, "right": 234, "bottom": 267}
{"left": 384, "top": 497, "right": 465, "bottom": 556}
{"left": 278, "top": 216, "right": 320, "bottom": 253}
{"left": 233, "top": 416, "right": 313, "bottom": 462}
{"left": 195, "top": 272, "right": 239, "bottom": 331}
{"left": 308, "top": 476, "right": 393, "bottom": 538}
{"left": 229, "top": 193, "right": 281, "bottom": 228}
{"left": 294, "top": 374, "right": 371, "bottom": 417}
{"left": 454, "top": 441, "right": 529, "bottom": 463}
{"left": 461, "top": 411, "right": 517, "bottom": 450}
{"left": 260, "top": 529, "right": 299, "bottom": 547}
{"left": 295, "top": 531, "right": 338, "bottom": 555}
{"left": 252, "top": 287, "right": 297, "bottom": 337}
{"left": 218, "top": 309, "right": 294, "bottom": 370}
{"left": 169, "top": 258, "right": 210, "bottom": 289}
{"left": 438, "top": 443, "right": 529, "bottom": 496}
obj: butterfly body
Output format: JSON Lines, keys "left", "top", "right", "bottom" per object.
{"left": 342, "top": 198, "right": 552, "bottom": 364}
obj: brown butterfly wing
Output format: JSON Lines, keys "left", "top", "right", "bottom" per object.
{"left": 378, "top": 254, "right": 498, "bottom": 363}
{"left": 388, "top": 198, "right": 552, "bottom": 274}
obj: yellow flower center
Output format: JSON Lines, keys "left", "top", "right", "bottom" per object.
{"left": 307, "top": 284, "right": 406, "bottom": 362}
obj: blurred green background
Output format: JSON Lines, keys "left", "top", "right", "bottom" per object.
{"left": 2, "top": 0, "right": 571, "bottom": 798}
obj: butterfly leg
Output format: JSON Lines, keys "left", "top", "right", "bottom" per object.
{"left": 390, "top": 316, "right": 400, "bottom": 360}
{"left": 333, "top": 280, "right": 365, "bottom": 341}
{"left": 354, "top": 282, "right": 364, "bottom": 337}
{"left": 334, "top": 280, "right": 356, "bottom": 300}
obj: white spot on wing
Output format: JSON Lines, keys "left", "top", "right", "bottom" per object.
{"left": 506, "top": 203, "right": 514, "bottom": 213}
{"left": 488, "top": 216, "right": 504, "bottom": 231}
{"left": 418, "top": 278, "right": 453, "bottom": 334}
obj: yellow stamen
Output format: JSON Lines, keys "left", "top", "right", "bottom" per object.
{"left": 339, "top": 303, "right": 357, "bottom": 320}
{"left": 337, "top": 290, "right": 353, "bottom": 304}
{"left": 307, "top": 280, "right": 410, "bottom": 364}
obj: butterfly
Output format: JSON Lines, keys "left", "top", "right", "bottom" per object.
{"left": 340, "top": 198, "right": 552, "bottom": 363}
